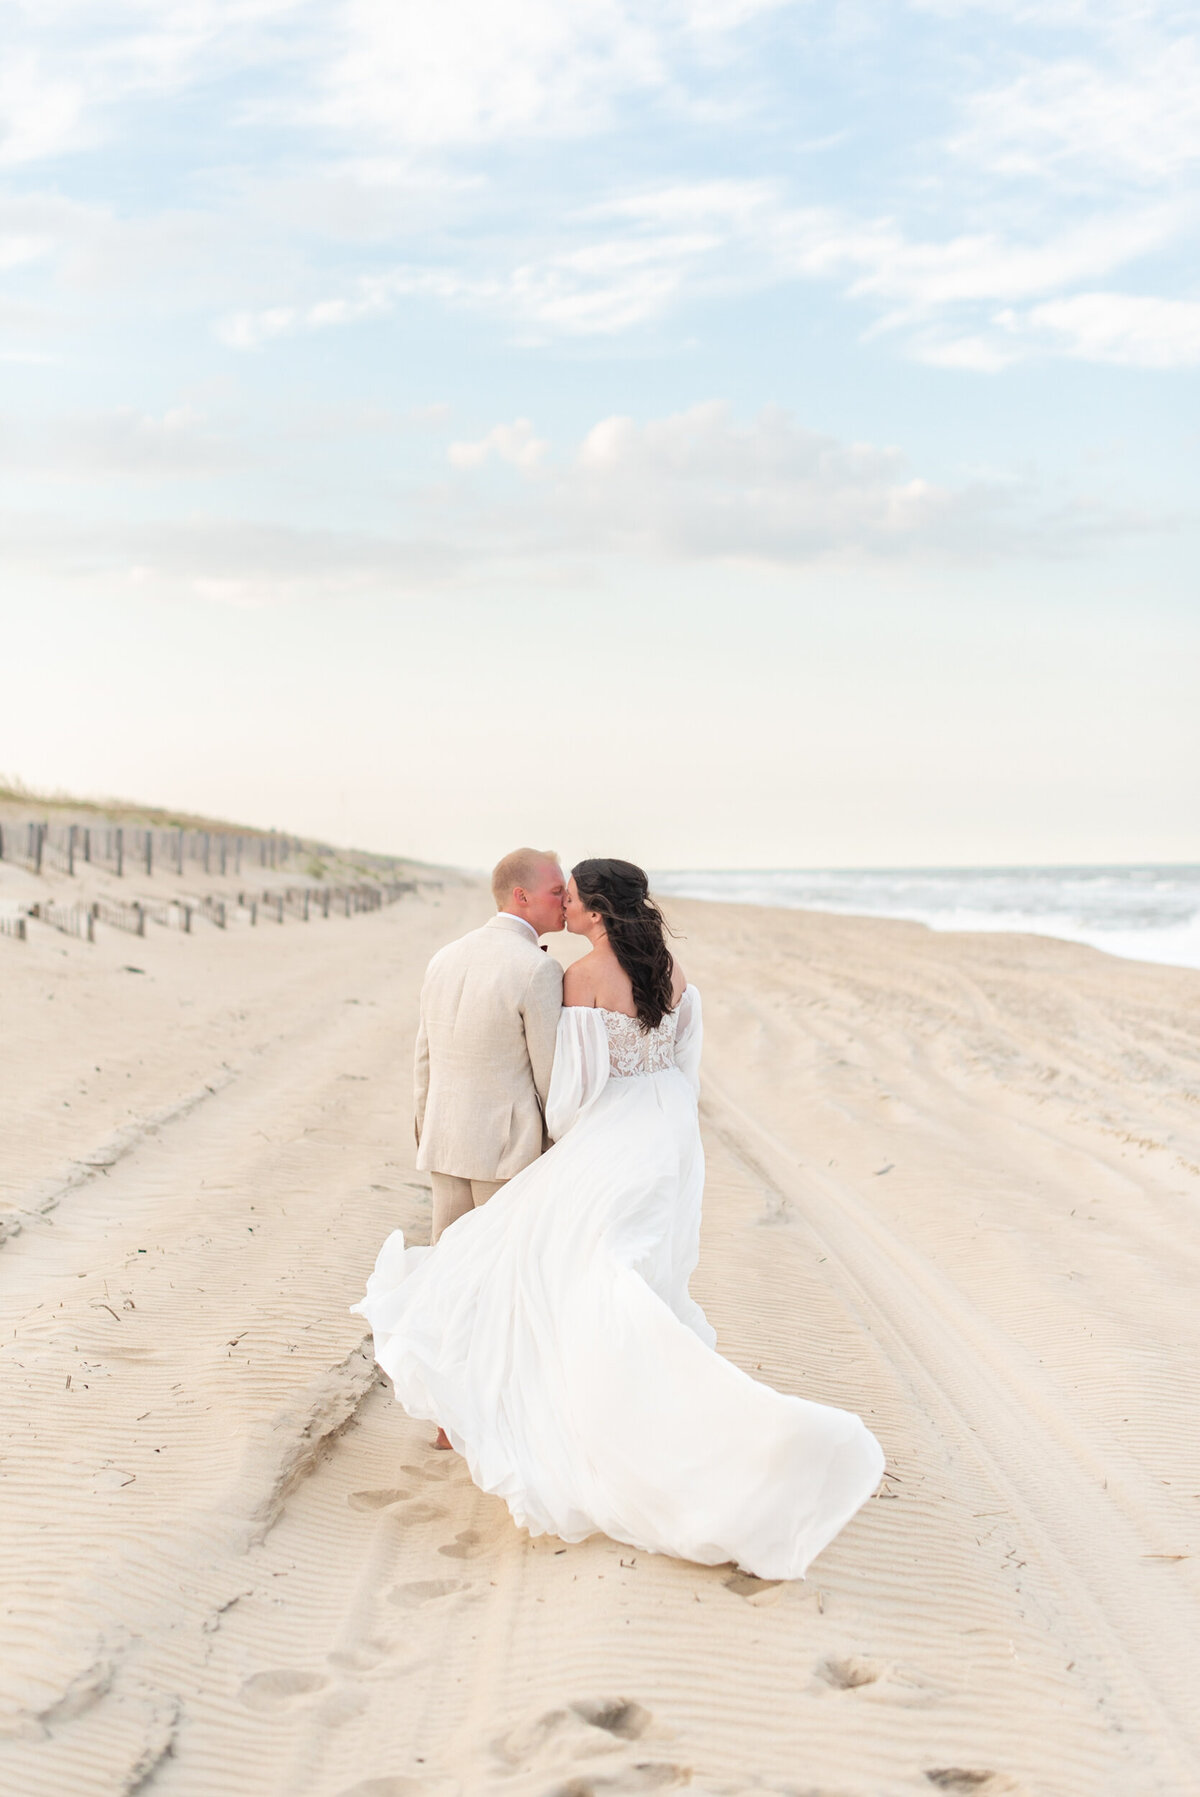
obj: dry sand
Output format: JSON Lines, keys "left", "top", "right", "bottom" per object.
{"left": 2, "top": 874, "right": 1199, "bottom": 1797}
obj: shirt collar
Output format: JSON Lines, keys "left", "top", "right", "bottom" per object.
{"left": 495, "top": 911, "right": 539, "bottom": 943}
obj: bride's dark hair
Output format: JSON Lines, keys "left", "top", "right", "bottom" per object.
{"left": 572, "top": 858, "right": 675, "bottom": 1031}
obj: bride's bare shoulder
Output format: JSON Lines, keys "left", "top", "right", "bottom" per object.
{"left": 562, "top": 955, "right": 598, "bottom": 1009}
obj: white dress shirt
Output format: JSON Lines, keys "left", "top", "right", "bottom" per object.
{"left": 498, "top": 911, "right": 540, "bottom": 943}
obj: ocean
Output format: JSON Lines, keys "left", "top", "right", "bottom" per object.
{"left": 650, "top": 865, "right": 1200, "bottom": 973}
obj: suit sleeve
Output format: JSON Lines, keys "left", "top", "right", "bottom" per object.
{"left": 521, "top": 953, "right": 564, "bottom": 1114}
{"left": 413, "top": 1000, "right": 430, "bottom": 1148}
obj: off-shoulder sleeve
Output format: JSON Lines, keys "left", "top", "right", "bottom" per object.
{"left": 546, "top": 1007, "right": 611, "bottom": 1140}
{"left": 673, "top": 985, "right": 702, "bottom": 1096}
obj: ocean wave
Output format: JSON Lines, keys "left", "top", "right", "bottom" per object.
{"left": 651, "top": 867, "right": 1200, "bottom": 972}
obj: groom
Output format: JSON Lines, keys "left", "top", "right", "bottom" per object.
{"left": 415, "top": 847, "right": 566, "bottom": 1248}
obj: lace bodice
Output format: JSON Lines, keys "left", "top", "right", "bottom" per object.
{"left": 598, "top": 1005, "right": 679, "bottom": 1078}
{"left": 545, "top": 987, "right": 701, "bottom": 1140}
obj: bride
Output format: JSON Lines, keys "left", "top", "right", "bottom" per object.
{"left": 353, "top": 858, "right": 884, "bottom": 1580}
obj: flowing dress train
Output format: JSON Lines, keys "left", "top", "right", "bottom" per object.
{"left": 352, "top": 988, "right": 884, "bottom": 1579}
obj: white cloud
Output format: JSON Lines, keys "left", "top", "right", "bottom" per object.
{"left": 319, "top": 0, "right": 664, "bottom": 147}
{"left": 957, "top": 39, "right": 1200, "bottom": 183}
{"left": 589, "top": 178, "right": 778, "bottom": 229}
{"left": 557, "top": 401, "right": 1000, "bottom": 560}
{"left": 0, "top": 404, "right": 243, "bottom": 478}
{"left": 0, "top": 508, "right": 464, "bottom": 606}
{"left": 315, "top": 0, "right": 798, "bottom": 150}
{"left": 447, "top": 419, "right": 548, "bottom": 471}
{"left": 216, "top": 306, "right": 299, "bottom": 349}
{"left": 0, "top": 398, "right": 1153, "bottom": 613}
{"left": 1028, "top": 292, "right": 1200, "bottom": 366}
{"left": 786, "top": 206, "right": 1178, "bottom": 315}
{"left": 908, "top": 289, "right": 1200, "bottom": 371}
{"left": 211, "top": 178, "right": 1189, "bottom": 365}
{"left": 0, "top": 52, "right": 86, "bottom": 166}
{"left": 213, "top": 224, "right": 726, "bottom": 345}
{"left": 0, "top": 231, "right": 52, "bottom": 271}
{"left": 0, "top": 3, "right": 307, "bottom": 167}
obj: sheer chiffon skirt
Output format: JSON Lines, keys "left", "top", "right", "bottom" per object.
{"left": 353, "top": 1064, "right": 884, "bottom": 1581}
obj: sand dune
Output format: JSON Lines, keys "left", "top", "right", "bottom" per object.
{"left": 2, "top": 883, "right": 1198, "bottom": 1795}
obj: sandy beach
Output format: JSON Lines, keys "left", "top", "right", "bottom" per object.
{"left": 2, "top": 871, "right": 1199, "bottom": 1797}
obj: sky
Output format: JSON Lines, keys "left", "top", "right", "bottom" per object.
{"left": 1, "top": 0, "right": 1197, "bottom": 870}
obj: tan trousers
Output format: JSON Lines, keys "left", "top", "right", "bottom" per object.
{"left": 430, "top": 1172, "right": 506, "bottom": 1243}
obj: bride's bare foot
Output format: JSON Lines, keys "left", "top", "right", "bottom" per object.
{"left": 433, "top": 1427, "right": 453, "bottom": 1451}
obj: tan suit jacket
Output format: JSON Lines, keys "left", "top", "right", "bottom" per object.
{"left": 414, "top": 912, "right": 564, "bottom": 1182}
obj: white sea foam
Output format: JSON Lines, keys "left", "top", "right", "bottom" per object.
{"left": 651, "top": 866, "right": 1200, "bottom": 972}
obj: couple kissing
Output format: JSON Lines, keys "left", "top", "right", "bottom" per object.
{"left": 353, "top": 848, "right": 884, "bottom": 1580}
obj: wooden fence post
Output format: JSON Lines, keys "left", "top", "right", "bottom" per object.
{"left": 115, "top": 827, "right": 123, "bottom": 878}
{"left": 177, "top": 829, "right": 184, "bottom": 874}
{"left": 67, "top": 824, "right": 76, "bottom": 877}
{"left": 276, "top": 895, "right": 284, "bottom": 923}
{"left": 203, "top": 832, "right": 210, "bottom": 874}
{"left": 220, "top": 835, "right": 227, "bottom": 876}
{"left": 322, "top": 889, "right": 330, "bottom": 919}
{"left": 145, "top": 830, "right": 153, "bottom": 876}
{"left": 83, "top": 826, "right": 91, "bottom": 864}
{"left": 235, "top": 837, "right": 242, "bottom": 877}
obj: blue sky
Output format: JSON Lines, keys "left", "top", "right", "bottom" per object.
{"left": 1, "top": 1, "right": 1197, "bottom": 867}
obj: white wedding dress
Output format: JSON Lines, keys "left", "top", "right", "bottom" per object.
{"left": 352, "top": 989, "right": 884, "bottom": 1579}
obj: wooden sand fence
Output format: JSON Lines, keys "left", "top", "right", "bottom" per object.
{"left": 1, "top": 813, "right": 418, "bottom": 948}
{"left": 242, "top": 881, "right": 415, "bottom": 924}
{"left": 30, "top": 901, "right": 96, "bottom": 942}
{"left": 0, "top": 822, "right": 303, "bottom": 880}
{"left": 91, "top": 898, "right": 147, "bottom": 936}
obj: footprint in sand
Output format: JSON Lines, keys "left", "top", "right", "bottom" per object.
{"left": 327, "top": 1639, "right": 391, "bottom": 1673}
{"left": 925, "top": 1773, "right": 1024, "bottom": 1794}
{"left": 815, "top": 1655, "right": 886, "bottom": 1691}
{"left": 723, "top": 1570, "right": 784, "bottom": 1605}
{"left": 491, "top": 1697, "right": 688, "bottom": 1790}
{"left": 239, "top": 1669, "right": 328, "bottom": 1711}
{"left": 316, "top": 1686, "right": 371, "bottom": 1727}
{"left": 569, "top": 1699, "right": 652, "bottom": 1740}
{"left": 397, "top": 1500, "right": 447, "bottom": 1524}
{"left": 815, "top": 1654, "right": 941, "bottom": 1710}
{"left": 334, "top": 1779, "right": 459, "bottom": 1797}
{"left": 401, "top": 1460, "right": 454, "bottom": 1484}
{"left": 388, "top": 1578, "right": 478, "bottom": 1608}
{"left": 437, "top": 1528, "right": 490, "bottom": 1559}
{"left": 348, "top": 1489, "right": 446, "bottom": 1524}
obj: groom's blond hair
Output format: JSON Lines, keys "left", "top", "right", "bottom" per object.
{"left": 492, "top": 847, "right": 560, "bottom": 908}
